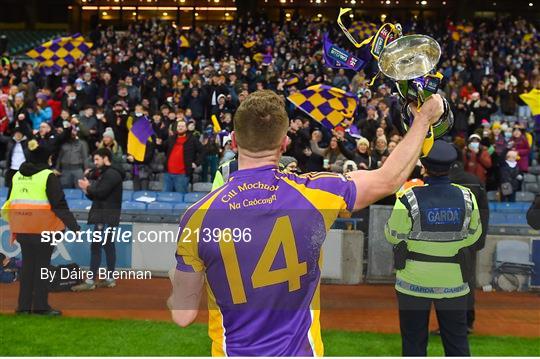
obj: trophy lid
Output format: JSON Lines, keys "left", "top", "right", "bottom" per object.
{"left": 378, "top": 35, "right": 441, "bottom": 81}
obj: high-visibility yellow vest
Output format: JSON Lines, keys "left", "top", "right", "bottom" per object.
{"left": 1, "top": 169, "right": 64, "bottom": 234}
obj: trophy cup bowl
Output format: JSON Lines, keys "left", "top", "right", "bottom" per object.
{"left": 378, "top": 34, "right": 453, "bottom": 139}
{"left": 378, "top": 35, "right": 441, "bottom": 81}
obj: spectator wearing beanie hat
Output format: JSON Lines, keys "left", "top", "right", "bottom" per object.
{"left": 98, "top": 127, "right": 124, "bottom": 167}
{"left": 339, "top": 136, "right": 376, "bottom": 170}
{"left": 279, "top": 156, "right": 298, "bottom": 174}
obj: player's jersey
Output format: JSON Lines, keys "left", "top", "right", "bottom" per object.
{"left": 176, "top": 165, "right": 356, "bottom": 356}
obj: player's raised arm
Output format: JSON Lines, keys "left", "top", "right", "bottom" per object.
{"left": 348, "top": 94, "right": 445, "bottom": 210}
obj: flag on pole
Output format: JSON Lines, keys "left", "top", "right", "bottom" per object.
{"left": 287, "top": 84, "right": 358, "bottom": 129}
{"left": 26, "top": 33, "right": 92, "bottom": 75}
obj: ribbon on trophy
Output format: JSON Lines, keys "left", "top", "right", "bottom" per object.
{"left": 323, "top": 33, "right": 367, "bottom": 71}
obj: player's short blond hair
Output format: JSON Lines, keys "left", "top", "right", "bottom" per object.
{"left": 233, "top": 90, "right": 289, "bottom": 152}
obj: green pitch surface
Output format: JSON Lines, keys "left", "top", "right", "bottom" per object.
{"left": 1, "top": 315, "right": 539, "bottom": 356}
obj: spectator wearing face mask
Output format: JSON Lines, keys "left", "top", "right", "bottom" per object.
{"left": 463, "top": 134, "right": 492, "bottom": 184}
{"left": 499, "top": 150, "right": 523, "bottom": 202}
{"left": 63, "top": 88, "right": 82, "bottom": 115}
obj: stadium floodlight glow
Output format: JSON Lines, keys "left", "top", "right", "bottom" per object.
{"left": 315, "top": 0, "right": 321, "bottom": 3}
{"left": 385, "top": 0, "right": 391, "bottom": 4}
{"left": 529, "top": 2, "right": 533, "bottom": 6}
{"left": 442, "top": 1, "right": 446, "bottom": 4}
{"left": 317, "top": 13, "right": 322, "bottom": 18}
{"left": 381, "top": 13, "right": 387, "bottom": 21}
{"left": 420, "top": 0, "right": 427, "bottom": 4}
{"left": 163, "top": 12, "right": 168, "bottom": 16}
{"left": 214, "top": 0, "right": 220, "bottom": 3}
{"left": 349, "top": 13, "right": 354, "bottom": 17}
{"left": 195, "top": 12, "right": 199, "bottom": 16}
{"left": 102, "top": 11, "right": 108, "bottom": 16}
{"left": 132, "top": 11, "right": 136, "bottom": 15}
{"left": 225, "top": 12, "right": 229, "bottom": 16}
{"left": 280, "top": 0, "right": 286, "bottom": 2}
{"left": 350, "top": 0, "right": 356, "bottom": 4}
{"left": 285, "top": 13, "right": 291, "bottom": 17}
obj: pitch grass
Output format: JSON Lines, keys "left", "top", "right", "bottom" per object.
{"left": 1, "top": 314, "right": 538, "bottom": 356}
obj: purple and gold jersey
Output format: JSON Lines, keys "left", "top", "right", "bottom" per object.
{"left": 176, "top": 165, "right": 356, "bottom": 356}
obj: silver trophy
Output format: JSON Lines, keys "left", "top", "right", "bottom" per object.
{"left": 378, "top": 34, "right": 453, "bottom": 139}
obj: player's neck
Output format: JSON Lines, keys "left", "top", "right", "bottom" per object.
{"left": 237, "top": 150, "right": 280, "bottom": 170}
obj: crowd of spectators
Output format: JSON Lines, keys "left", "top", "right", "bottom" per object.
{"left": 0, "top": 14, "right": 538, "bottom": 201}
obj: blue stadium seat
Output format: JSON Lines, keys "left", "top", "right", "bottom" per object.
{"left": 173, "top": 202, "right": 191, "bottom": 211}
{"left": 147, "top": 202, "right": 174, "bottom": 214}
{"left": 496, "top": 202, "right": 526, "bottom": 214}
{"left": 67, "top": 199, "right": 92, "bottom": 210}
{"left": 0, "top": 187, "right": 8, "bottom": 197}
{"left": 133, "top": 191, "right": 158, "bottom": 201}
{"left": 122, "top": 201, "right": 147, "bottom": 212}
{"left": 157, "top": 192, "right": 184, "bottom": 203}
{"left": 63, "top": 189, "right": 83, "bottom": 200}
{"left": 184, "top": 192, "right": 207, "bottom": 203}
{"left": 488, "top": 202, "right": 497, "bottom": 211}
{"left": 122, "top": 190, "right": 134, "bottom": 201}
{"left": 505, "top": 214, "right": 527, "bottom": 225}
{"left": 489, "top": 213, "right": 508, "bottom": 225}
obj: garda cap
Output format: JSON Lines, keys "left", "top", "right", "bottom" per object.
{"left": 420, "top": 139, "right": 457, "bottom": 173}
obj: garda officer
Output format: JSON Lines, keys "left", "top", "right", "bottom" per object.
{"left": 385, "top": 139, "right": 482, "bottom": 356}
{"left": 1, "top": 139, "right": 80, "bottom": 315}
{"left": 212, "top": 159, "right": 238, "bottom": 190}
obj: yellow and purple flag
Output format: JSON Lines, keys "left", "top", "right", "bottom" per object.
{"left": 253, "top": 52, "right": 273, "bottom": 65}
{"left": 287, "top": 84, "right": 358, "bottom": 129}
{"left": 350, "top": 21, "right": 379, "bottom": 41}
{"left": 127, "top": 117, "right": 154, "bottom": 162}
{"left": 26, "top": 33, "right": 92, "bottom": 75}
